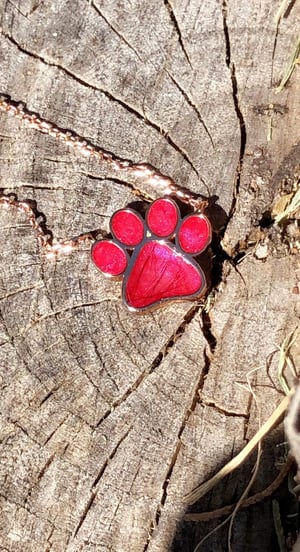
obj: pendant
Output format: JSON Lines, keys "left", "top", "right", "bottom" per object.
{"left": 92, "top": 197, "right": 211, "bottom": 312}
{"left": 0, "top": 96, "right": 212, "bottom": 313}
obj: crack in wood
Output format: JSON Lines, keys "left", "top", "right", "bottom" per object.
{"left": 164, "top": 0, "right": 193, "bottom": 68}
{"left": 37, "top": 453, "right": 56, "bottom": 480}
{"left": 221, "top": 0, "right": 247, "bottom": 219}
{"left": 83, "top": 328, "right": 114, "bottom": 387}
{"left": 143, "top": 358, "right": 212, "bottom": 547}
{"left": 94, "top": 363, "right": 154, "bottom": 428}
{"left": 0, "top": 283, "right": 44, "bottom": 301}
{"left": 143, "top": 442, "right": 184, "bottom": 550}
{"left": 95, "top": 303, "right": 204, "bottom": 428}
{"left": 90, "top": 1, "right": 143, "bottom": 62}
{"left": 5, "top": 0, "right": 29, "bottom": 19}
{"left": 201, "top": 397, "right": 249, "bottom": 418}
{"left": 2, "top": 31, "right": 199, "bottom": 176}
{"left": 73, "top": 427, "right": 132, "bottom": 538}
{"left": 39, "top": 389, "right": 56, "bottom": 406}
{"left": 166, "top": 69, "right": 215, "bottom": 150}
{"left": 201, "top": 309, "right": 217, "bottom": 355}
{"left": 142, "top": 306, "right": 218, "bottom": 548}
{"left": 92, "top": 427, "right": 132, "bottom": 489}
{"left": 243, "top": 382, "right": 255, "bottom": 440}
{"left": 77, "top": 172, "right": 156, "bottom": 203}
{"left": 2, "top": 182, "right": 74, "bottom": 192}
{"left": 43, "top": 416, "right": 69, "bottom": 446}
{"left": 55, "top": 322, "right": 102, "bottom": 394}
{"left": 152, "top": 303, "right": 204, "bottom": 361}
{"left": 44, "top": 522, "right": 55, "bottom": 552}
{"left": 113, "top": 308, "right": 150, "bottom": 367}
{"left": 6, "top": 417, "right": 40, "bottom": 446}
{"left": 0, "top": 491, "right": 56, "bottom": 527}
{"left": 18, "top": 300, "right": 111, "bottom": 334}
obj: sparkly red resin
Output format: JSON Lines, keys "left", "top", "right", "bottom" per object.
{"left": 111, "top": 209, "right": 144, "bottom": 246}
{"left": 91, "top": 241, "right": 127, "bottom": 276}
{"left": 124, "top": 241, "right": 202, "bottom": 309}
{"left": 147, "top": 198, "right": 178, "bottom": 237}
{"left": 178, "top": 214, "right": 211, "bottom": 254}
{"left": 92, "top": 198, "right": 211, "bottom": 311}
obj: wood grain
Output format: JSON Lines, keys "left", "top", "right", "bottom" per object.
{"left": 0, "top": 1, "right": 299, "bottom": 550}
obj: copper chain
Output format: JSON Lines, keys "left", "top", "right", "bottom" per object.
{"left": 0, "top": 95, "right": 207, "bottom": 256}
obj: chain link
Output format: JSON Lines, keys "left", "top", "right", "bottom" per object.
{"left": 0, "top": 95, "right": 208, "bottom": 255}
{"left": 0, "top": 195, "right": 95, "bottom": 257}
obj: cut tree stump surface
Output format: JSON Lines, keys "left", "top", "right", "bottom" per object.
{"left": 0, "top": 1, "right": 299, "bottom": 551}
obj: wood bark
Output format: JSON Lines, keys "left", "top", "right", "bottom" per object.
{"left": 0, "top": 1, "right": 299, "bottom": 551}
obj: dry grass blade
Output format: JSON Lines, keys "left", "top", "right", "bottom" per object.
{"left": 183, "top": 393, "right": 292, "bottom": 505}
{"left": 276, "top": 35, "right": 300, "bottom": 93}
{"left": 274, "top": 0, "right": 294, "bottom": 26}
{"left": 274, "top": 186, "right": 300, "bottom": 223}
{"left": 277, "top": 328, "right": 299, "bottom": 393}
{"left": 184, "top": 456, "right": 294, "bottom": 521}
{"left": 285, "top": 385, "right": 300, "bottom": 471}
{"left": 191, "top": 371, "right": 264, "bottom": 551}
{"left": 227, "top": 370, "right": 263, "bottom": 551}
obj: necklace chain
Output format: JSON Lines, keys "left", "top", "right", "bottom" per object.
{"left": 0, "top": 95, "right": 208, "bottom": 256}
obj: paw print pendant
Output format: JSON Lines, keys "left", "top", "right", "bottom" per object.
{"left": 91, "top": 198, "right": 211, "bottom": 312}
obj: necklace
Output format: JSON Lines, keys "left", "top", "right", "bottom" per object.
{"left": 0, "top": 95, "right": 212, "bottom": 312}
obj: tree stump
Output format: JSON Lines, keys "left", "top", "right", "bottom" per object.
{"left": 0, "top": 1, "right": 299, "bottom": 550}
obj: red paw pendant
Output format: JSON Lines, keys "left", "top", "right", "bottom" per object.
{"left": 92, "top": 198, "right": 211, "bottom": 312}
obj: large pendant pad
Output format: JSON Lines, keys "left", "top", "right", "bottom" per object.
{"left": 92, "top": 198, "right": 212, "bottom": 312}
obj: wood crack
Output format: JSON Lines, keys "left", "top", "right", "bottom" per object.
{"left": 37, "top": 453, "right": 56, "bottom": 480}
{"left": 94, "top": 363, "right": 155, "bottom": 428}
{"left": 143, "top": 442, "right": 183, "bottom": 552}
{"left": 166, "top": 69, "right": 215, "bottom": 149}
{"left": 2, "top": 182, "right": 73, "bottom": 192}
{"left": 143, "top": 318, "right": 213, "bottom": 548}
{"left": 92, "top": 427, "right": 132, "bottom": 489}
{"left": 80, "top": 299, "right": 121, "bottom": 394}
{"left": 142, "top": 306, "right": 220, "bottom": 541}
{"left": 73, "top": 427, "right": 132, "bottom": 538}
{"left": 95, "top": 303, "right": 204, "bottom": 428}
{"left": 221, "top": 0, "right": 247, "bottom": 219}
{"left": 243, "top": 380, "right": 255, "bottom": 440}
{"left": 44, "top": 523, "right": 55, "bottom": 551}
{"left": 164, "top": 0, "right": 192, "bottom": 68}
{"left": 90, "top": 1, "right": 143, "bottom": 62}
{"left": 8, "top": 418, "right": 40, "bottom": 445}
{"left": 149, "top": 302, "right": 204, "bottom": 369}
{"left": 43, "top": 416, "right": 69, "bottom": 446}
{"left": 78, "top": 172, "right": 156, "bottom": 203}
{"left": 201, "top": 308, "right": 217, "bottom": 355}
{"left": 56, "top": 323, "right": 101, "bottom": 394}
{"left": 39, "top": 388, "right": 57, "bottom": 406}
{"left": 2, "top": 31, "right": 198, "bottom": 176}
{"left": 18, "top": 300, "right": 112, "bottom": 335}
{"left": 0, "top": 283, "right": 43, "bottom": 301}
{"left": 201, "top": 397, "right": 249, "bottom": 418}
{"left": 0, "top": 492, "right": 56, "bottom": 527}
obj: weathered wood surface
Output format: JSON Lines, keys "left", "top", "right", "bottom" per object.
{"left": 0, "top": 1, "right": 299, "bottom": 550}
